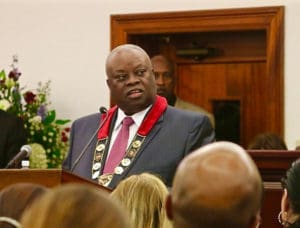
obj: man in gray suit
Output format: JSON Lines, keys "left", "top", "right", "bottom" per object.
{"left": 63, "top": 44, "right": 215, "bottom": 189}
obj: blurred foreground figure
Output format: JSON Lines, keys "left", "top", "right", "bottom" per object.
{"left": 111, "top": 172, "right": 172, "bottom": 228}
{"left": 278, "top": 158, "right": 300, "bottom": 227}
{"left": 166, "top": 141, "right": 263, "bottom": 228}
{"left": 20, "top": 183, "right": 130, "bottom": 228}
{"left": 0, "top": 183, "right": 47, "bottom": 228}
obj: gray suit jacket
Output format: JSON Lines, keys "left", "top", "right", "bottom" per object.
{"left": 63, "top": 106, "right": 215, "bottom": 189}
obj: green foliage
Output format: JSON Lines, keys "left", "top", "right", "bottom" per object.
{"left": 0, "top": 59, "right": 70, "bottom": 168}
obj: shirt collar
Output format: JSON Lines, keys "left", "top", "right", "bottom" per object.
{"left": 115, "top": 105, "right": 152, "bottom": 130}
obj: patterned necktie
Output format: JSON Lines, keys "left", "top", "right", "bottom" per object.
{"left": 103, "top": 116, "right": 134, "bottom": 174}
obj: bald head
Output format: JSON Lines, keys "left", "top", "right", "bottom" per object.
{"left": 106, "top": 44, "right": 152, "bottom": 76}
{"left": 105, "top": 44, "right": 157, "bottom": 115}
{"left": 168, "top": 141, "right": 263, "bottom": 228}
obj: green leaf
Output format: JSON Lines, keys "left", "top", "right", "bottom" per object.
{"left": 0, "top": 70, "right": 6, "bottom": 80}
{"left": 43, "top": 110, "right": 56, "bottom": 124}
{"left": 55, "top": 119, "right": 70, "bottom": 125}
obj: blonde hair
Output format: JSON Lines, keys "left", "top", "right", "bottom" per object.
{"left": 21, "top": 183, "right": 130, "bottom": 228}
{"left": 111, "top": 173, "right": 172, "bottom": 228}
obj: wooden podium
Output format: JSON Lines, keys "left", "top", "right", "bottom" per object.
{"left": 0, "top": 169, "right": 111, "bottom": 193}
{"left": 248, "top": 150, "right": 300, "bottom": 228}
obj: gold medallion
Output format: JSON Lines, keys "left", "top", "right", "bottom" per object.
{"left": 132, "top": 140, "right": 141, "bottom": 149}
{"left": 92, "top": 170, "right": 100, "bottom": 179}
{"left": 95, "top": 154, "right": 102, "bottom": 161}
{"left": 96, "top": 144, "right": 105, "bottom": 152}
{"left": 114, "top": 166, "right": 124, "bottom": 175}
{"left": 93, "top": 162, "right": 101, "bottom": 170}
{"left": 128, "top": 150, "right": 136, "bottom": 158}
{"left": 98, "top": 174, "right": 113, "bottom": 187}
{"left": 121, "top": 158, "right": 131, "bottom": 166}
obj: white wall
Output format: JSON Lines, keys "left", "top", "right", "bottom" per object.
{"left": 1, "top": 0, "right": 299, "bottom": 149}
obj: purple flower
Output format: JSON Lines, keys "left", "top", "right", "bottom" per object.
{"left": 37, "top": 105, "right": 47, "bottom": 120}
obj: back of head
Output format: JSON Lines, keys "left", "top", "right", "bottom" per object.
{"left": 21, "top": 183, "right": 129, "bottom": 228}
{"left": 170, "top": 141, "right": 263, "bottom": 228}
{"left": 281, "top": 159, "right": 300, "bottom": 227}
{"left": 248, "top": 132, "right": 287, "bottom": 150}
{"left": 0, "top": 183, "right": 47, "bottom": 228}
{"left": 111, "top": 173, "right": 171, "bottom": 228}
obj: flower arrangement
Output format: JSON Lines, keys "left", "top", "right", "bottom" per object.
{"left": 0, "top": 56, "right": 70, "bottom": 168}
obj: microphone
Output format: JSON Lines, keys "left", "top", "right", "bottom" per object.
{"left": 5, "top": 145, "right": 32, "bottom": 169}
{"left": 99, "top": 106, "right": 108, "bottom": 114}
{"left": 70, "top": 107, "right": 109, "bottom": 172}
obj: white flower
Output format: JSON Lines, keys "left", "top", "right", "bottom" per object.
{"left": 0, "top": 99, "right": 12, "bottom": 111}
{"left": 30, "top": 115, "right": 42, "bottom": 124}
{"left": 29, "top": 143, "right": 48, "bottom": 169}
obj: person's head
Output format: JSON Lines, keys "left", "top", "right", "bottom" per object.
{"left": 0, "top": 183, "right": 48, "bottom": 228}
{"left": 248, "top": 132, "right": 288, "bottom": 150}
{"left": 150, "top": 55, "right": 176, "bottom": 103}
{"left": 167, "top": 141, "right": 263, "bottom": 228}
{"left": 279, "top": 159, "right": 300, "bottom": 227}
{"left": 111, "top": 173, "right": 171, "bottom": 228}
{"left": 106, "top": 44, "right": 157, "bottom": 115}
{"left": 20, "top": 183, "right": 130, "bottom": 228}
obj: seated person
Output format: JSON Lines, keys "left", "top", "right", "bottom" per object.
{"left": 20, "top": 183, "right": 130, "bottom": 228}
{"left": 248, "top": 132, "right": 288, "bottom": 150}
{"left": 278, "top": 158, "right": 300, "bottom": 227}
{"left": 0, "top": 183, "right": 48, "bottom": 228}
{"left": 166, "top": 141, "right": 263, "bottom": 228}
{"left": 111, "top": 173, "right": 171, "bottom": 228}
{"left": 0, "top": 110, "right": 27, "bottom": 168}
{"left": 151, "top": 54, "right": 215, "bottom": 127}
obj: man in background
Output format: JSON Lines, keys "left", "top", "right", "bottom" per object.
{"left": 151, "top": 54, "right": 215, "bottom": 127}
{"left": 166, "top": 141, "right": 263, "bottom": 228}
{"left": 0, "top": 110, "right": 27, "bottom": 168}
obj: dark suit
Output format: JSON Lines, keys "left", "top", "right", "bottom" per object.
{"left": 0, "top": 110, "right": 27, "bottom": 168}
{"left": 63, "top": 106, "right": 215, "bottom": 189}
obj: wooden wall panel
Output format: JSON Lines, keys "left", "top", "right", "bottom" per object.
{"left": 177, "top": 62, "right": 267, "bottom": 147}
{"left": 111, "top": 6, "right": 284, "bottom": 147}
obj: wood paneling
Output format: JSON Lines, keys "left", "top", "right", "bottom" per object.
{"left": 110, "top": 6, "right": 284, "bottom": 147}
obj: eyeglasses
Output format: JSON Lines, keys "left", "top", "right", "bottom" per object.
{"left": 0, "top": 216, "right": 21, "bottom": 228}
{"left": 278, "top": 212, "right": 293, "bottom": 227}
{"left": 154, "top": 71, "right": 173, "bottom": 83}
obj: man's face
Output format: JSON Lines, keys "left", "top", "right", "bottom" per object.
{"left": 151, "top": 58, "right": 175, "bottom": 101}
{"left": 106, "top": 48, "right": 157, "bottom": 115}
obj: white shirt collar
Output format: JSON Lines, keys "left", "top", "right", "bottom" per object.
{"left": 115, "top": 105, "right": 152, "bottom": 130}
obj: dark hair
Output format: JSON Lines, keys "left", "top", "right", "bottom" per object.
{"left": 0, "top": 183, "right": 47, "bottom": 228}
{"left": 281, "top": 159, "right": 300, "bottom": 227}
{"left": 248, "top": 132, "right": 287, "bottom": 150}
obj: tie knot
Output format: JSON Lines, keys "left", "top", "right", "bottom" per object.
{"left": 122, "top": 116, "right": 134, "bottom": 127}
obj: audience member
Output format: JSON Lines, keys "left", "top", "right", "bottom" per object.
{"left": 63, "top": 44, "right": 215, "bottom": 189}
{"left": 278, "top": 158, "right": 300, "bottom": 227}
{"left": 20, "top": 183, "right": 130, "bottom": 228}
{"left": 0, "top": 110, "right": 27, "bottom": 168}
{"left": 248, "top": 132, "right": 288, "bottom": 150}
{"left": 150, "top": 54, "right": 215, "bottom": 127}
{"left": 0, "top": 183, "right": 47, "bottom": 228}
{"left": 166, "top": 141, "right": 263, "bottom": 228}
{"left": 111, "top": 172, "right": 172, "bottom": 228}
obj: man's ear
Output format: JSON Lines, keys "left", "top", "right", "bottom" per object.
{"left": 166, "top": 194, "right": 173, "bottom": 220}
{"left": 106, "top": 79, "right": 111, "bottom": 88}
{"left": 281, "top": 188, "right": 290, "bottom": 212}
{"left": 249, "top": 211, "right": 261, "bottom": 228}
